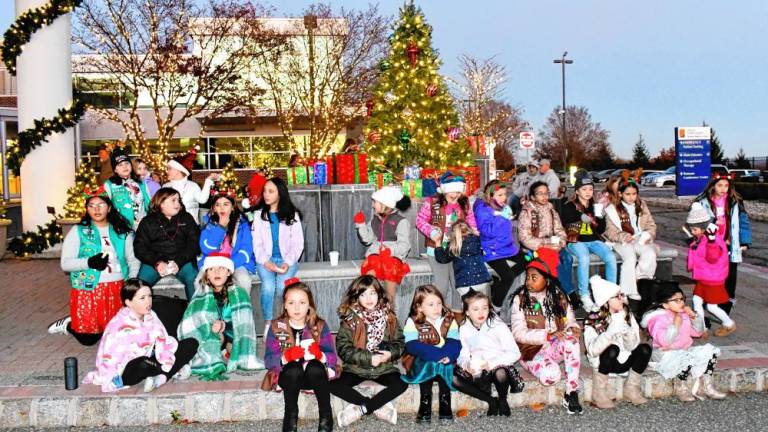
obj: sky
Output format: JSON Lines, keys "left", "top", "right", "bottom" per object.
{"left": 3, "top": 0, "right": 768, "bottom": 159}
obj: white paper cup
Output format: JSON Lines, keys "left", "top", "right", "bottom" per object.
{"left": 329, "top": 251, "right": 340, "bottom": 266}
{"left": 551, "top": 235, "right": 560, "bottom": 245}
{"left": 593, "top": 203, "right": 604, "bottom": 217}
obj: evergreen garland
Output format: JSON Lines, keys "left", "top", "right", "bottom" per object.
{"left": 1, "top": 0, "right": 85, "bottom": 174}
{"left": 1, "top": 0, "right": 83, "bottom": 255}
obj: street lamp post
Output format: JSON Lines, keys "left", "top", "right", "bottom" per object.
{"left": 553, "top": 51, "right": 573, "bottom": 171}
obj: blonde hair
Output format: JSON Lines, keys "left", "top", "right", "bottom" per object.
{"left": 448, "top": 220, "right": 472, "bottom": 256}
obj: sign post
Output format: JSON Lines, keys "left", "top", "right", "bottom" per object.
{"left": 675, "top": 127, "right": 711, "bottom": 196}
{"left": 519, "top": 131, "right": 535, "bottom": 163}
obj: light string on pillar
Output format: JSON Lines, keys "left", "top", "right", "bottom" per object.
{"left": 1, "top": 0, "right": 85, "bottom": 175}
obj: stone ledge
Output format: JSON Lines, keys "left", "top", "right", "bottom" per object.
{"left": 1, "top": 358, "right": 765, "bottom": 428}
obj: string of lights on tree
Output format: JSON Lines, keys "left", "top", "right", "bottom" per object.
{"left": 2, "top": 0, "right": 86, "bottom": 175}
{"left": 62, "top": 159, "right": 100, "bottom": 219}
{"left": 364, "top": 3, "right": 473, "bottom": 171}
{"left": 1, "top": 0, "right": 84, "bottom": 256}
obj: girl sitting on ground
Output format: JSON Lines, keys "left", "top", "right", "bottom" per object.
{"left": 331, "top": 275, "right": 408, "bottom": 427}
{"left": 262, "top": 279, "right": 338, "bottom": 432}
{"left": 83, "top": 278, "right": 198, "bottom": 392}
{"left": 457, "top": 290, "right": 525, "bottom": 417}
{"left": 584, "top": 275, "right": 652, "bottom": 409}
{"left": 177, "top": 253, "right": 263, "bottom": 381}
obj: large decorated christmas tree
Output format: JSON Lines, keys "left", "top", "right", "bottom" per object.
{"left": 364, "top": 3, "right": 473, "bottom": 171}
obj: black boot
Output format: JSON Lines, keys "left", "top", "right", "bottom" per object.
{"left": 486, "top": 398, "right": 499, "bottom": 416}
{"left": 507, "top": 366, "right": 525, "bottom": 394}
{"left": 562, "top": 391, "right": 583, "bottom": 415}
{"left": 282, "top": 410, "right": 299, "bottom": 432}
{"left": 438, "top": 386, "right": 453, "bottom": 421}
{"left": 318, "top": 410, "right": 333, "bottom": 432}
{"left": 416, "top": 389, "right": 432, "bottom": 423}
{"left": 497, "top": 395, "right": 511, "bottom": 416}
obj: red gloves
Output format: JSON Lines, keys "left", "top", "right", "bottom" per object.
{"left": 284, "top": 345, "right": 305, "bottom": 363}
{"left": 353, "top": 211, "right": 366, "bottom": 224}
{"left": 308, "top": 342, "right": 323, "bottom": 361}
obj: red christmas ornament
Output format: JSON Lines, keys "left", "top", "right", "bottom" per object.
{"left": 407, "top": 41, "right": 420, "bottom": 67}
{"left": 365, "top": 99, "right": 374, "bottom": 117}
{"left": 426, "top": 83, "right": 438, "bottom": 97}
{"left": 367, "top": 131, "right": 381, "bottom": 143}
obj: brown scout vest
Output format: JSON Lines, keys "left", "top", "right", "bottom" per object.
{"left": 260, "top": 317, "right": 330, "bottom": 391}
{"left": 517, "top": 295, "right": 570, "bottom": 361}
{"left": 401, "top": 313, "right": 455, "bottom": 372}
{"left": 616, "top": 204, "right": 636, "bottom": 236}
{"left": 424, "top": 200, "right": 466, "bottom": 249}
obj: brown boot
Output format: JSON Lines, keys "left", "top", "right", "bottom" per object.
{"left": 591, "top": 372, "right": 615, "bottom": 409}
{"left": 674, "top": 378, "right": 695, "bottom": 402}
{"left": 623, "top": 371, "right": 648, "bottom": 405}
{"left": 714, "top": 324, "right": 736, "bottom": 337}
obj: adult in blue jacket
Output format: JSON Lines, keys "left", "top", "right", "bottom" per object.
{"left": 198, "top": 191, "right": 255, "bottom": 293}
{"left": 473, "top": 180, "right": 526, "bottom": 308}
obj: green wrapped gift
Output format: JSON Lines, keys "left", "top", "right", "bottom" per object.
{"left": 369, "top": 172, "right": 394, "bottom": 189}
{"left": 287, "top": 166, "right": 313, "bottom": 185}
{"left": 402, "top": 179, "right": 423, "bottom": 198}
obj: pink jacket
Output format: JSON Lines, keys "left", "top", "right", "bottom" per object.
{"left": 251, "top": 210, "right": 304, "bottom": 266}
{"left": 687, "top": 235, "right": 728, "bottom": 285}
{"left": 510, "top": 290, "right": 578, "bottom": 345}
{"left": 84, "top": 308, "right": 178, "bottom": 392}
{"left": 416, "top": 197, "right": 477, "bottom": 240}
{"left": 641, "top": 309, "right": 704, "bottom": 351}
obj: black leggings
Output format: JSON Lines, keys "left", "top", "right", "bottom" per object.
{"left": 121, "top": 338, "right": 199, "bottom": 386}
{"left": 487, "top": 254, "right": 526, "bottom": 307}
{"left": 597, "top": 344, "right": 652, "bottom": 375}
{"left": 278, "top": 360, "right": 331, "bottom": 415}
{"left": 329, "top": 371, "right": 408, "bottom": 413}
{"left": 454, "top": 366, "right": 520, "bottom": 403}
{"left": 67, "top": 323, "right": 102, "bottom": 346}
{"left": 720, "top": 261, "right": 738, "bottom": 314}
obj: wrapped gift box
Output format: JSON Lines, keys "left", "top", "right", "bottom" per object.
{"left": 313, "top": 161, "right": 328, "bottom": 185}
{"left": 402, "top": 179, "right": 423, "bottom": 198}
{"left": 467, "top": 135, "right": 487, "bottom": 156}
{"left": 369, "top": 172, "right": 394, "bottom": 189}
{"left": 404, "top": 165, "right": 421, "bottom": 180}
{"left": 286, "top": 166, "right": 313, "bottom": 185}
{"left": 335, "top": 153, "right": 368, "bottom": 184}
{"left": 448, "top": 165, "right": 481, "bottom": 195}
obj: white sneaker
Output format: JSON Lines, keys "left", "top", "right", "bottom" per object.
{"left": 580, "top": 296, "right": 599, "bottom": 313}
{"left": 143, "top": 376, "right": 156, "bottom": 393}
{"left": 47, "top": 316, "right": 71, "bottom": 335}
{"left": 337, "top": 404, "right": 364, "bottom": 427}
{"left": 173, "top": 364, "right": 191, "bottom": 381}
{"left": 374, "top": 402, "right": 397, "bottom": 425}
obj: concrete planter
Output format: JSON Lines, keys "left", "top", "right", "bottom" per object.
{"left": 0, "top": 219, "right": 10, "bottom": 260}
{"left": 56, "top": 218, "right": 80, "bottom": 240}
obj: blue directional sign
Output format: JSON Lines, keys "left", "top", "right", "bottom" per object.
{"left": 675, "top": 127, "right": 711, "bottom": 196}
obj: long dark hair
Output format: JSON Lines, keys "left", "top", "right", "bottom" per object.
{"left": 644, "top": 284, "right": 684, "bottom": 315}
{"left": 258, "top": 177, "right": 301, "bottom": 225}
{"left": 206, "top": 195, "right": 242, "bottom": 241}
{"left": 692, "top": 177, "right": 745, "bottom": 243}
{"left": 512, "top": 267, "right": 568, "bottom": 324}
{"left": 79, "top": 195, "right": 132, "bottom": 235}
{"left": 338, "top": 275, "right": 390, "bottom": 317}
{"left": 618, "top": 180, "right": 645, "bottom": 216}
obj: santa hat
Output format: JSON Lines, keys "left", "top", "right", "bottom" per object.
{"left": 438, "top": 172, "right": 466, "bottom": 194}
{"left": 248, "top": 172, "right": 268, "bottom": 204}
{"left": 167, "top": 159, "right": 190, "bottom": 177}
{"left": 526, "top": 247, "right": 559, "bottom": 278}
{"left": 110, "top": 146, "right": 132, "bottom": 170}
{"left": 200, "top": 252, "right": 234, "bottom": 274}
{"left": 590, "top": 275, "right": 621, "bottom": 308}
{"left": 371, "top": 186, "right": 404, "bottom": 209}
{"left": 167, "top": 146, "right": 199, "bottom": 177}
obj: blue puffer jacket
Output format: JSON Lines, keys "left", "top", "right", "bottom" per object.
{"left": 473, "top": 199, "right": 520, "bottom": 262}
{"left": 434, "top": 235, "right": 491, "bottom": 288}
{"left": 198, "top": 214, "right": 255, "bottom": 272}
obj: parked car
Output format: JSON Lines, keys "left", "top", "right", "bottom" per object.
{"left": 730, "top": 169, "right": 762, "bottom": 183}
{"left": 639, "top": 170, "right": 663, "bottom": 180}
{"left": 646, "top": 166, "right": 676, "bottom": 187}
{"left": 593, "top": 169, "right": 614, "bottom": 183}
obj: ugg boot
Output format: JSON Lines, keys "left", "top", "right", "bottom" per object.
{"left": 674, "top": 378, "right": 695, "bottom": 402}
{"left": 702, "top": 374, "right": 726, "bottom": 399}
{"left": 623, "top": 371, "right": 648, "bottom": 405}
{"left": 282, "top": 410, "right": 299, "bottom": 432}
{"left": 416, "top": 391, "right": 432, "bottom": 423}
{"left": 591, "top": 372, "right": 615, "bottom": 409}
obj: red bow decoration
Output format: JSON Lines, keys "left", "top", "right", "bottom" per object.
{"left": 83, "top": 185, "right": 107, "bottom": 198}
{"left": 284, "top": 277, "right": 301, "bottom": 288}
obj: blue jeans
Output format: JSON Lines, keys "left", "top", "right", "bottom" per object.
{"left": 255, "top": 257, "right": 299, "bottom": 321}
{"left": 557, "top": 249, "right": 576, "bottom": 295}
{"left": 138, "top": 262, "right": 198, "bottom": 300}
{"left": 566, "top": 241, "right": 617, "bottom": 299}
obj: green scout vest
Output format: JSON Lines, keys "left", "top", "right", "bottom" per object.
{"left": 105, "top": 179, "right": 150, "bottom": 228}
{"left": 69, "top": 224, "right": 129, "bottom": 291}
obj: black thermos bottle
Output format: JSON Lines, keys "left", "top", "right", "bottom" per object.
{"left": 64, "top": 357, "right": 78, "bottom": 390}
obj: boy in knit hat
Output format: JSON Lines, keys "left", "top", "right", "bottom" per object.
{"left": 684, "top": 203, "right": 736, "bottom": 337}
